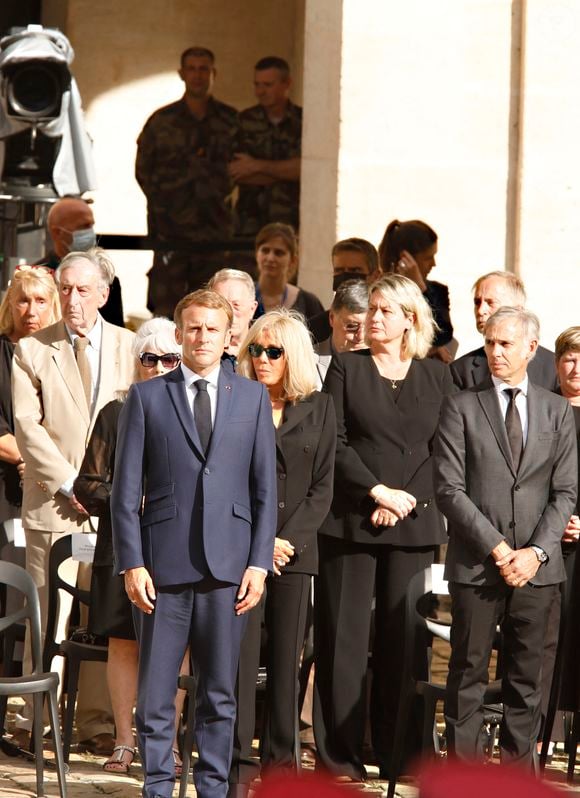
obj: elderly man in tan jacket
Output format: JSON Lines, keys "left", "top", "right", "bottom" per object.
{"left": 12, "top": 248, "right": 134, "bottom": 753}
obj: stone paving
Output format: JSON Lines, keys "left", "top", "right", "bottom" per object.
{"left": 0, "top": 743, "right": 406, "bottom": 797}
{"left": 2, "top": 626, "right": 580, "bottom": 797}
{"left": 3, "top": 738, "right": 580, "bottom": 798}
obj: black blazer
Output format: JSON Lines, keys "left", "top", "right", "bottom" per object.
{"left": 424, "top": 280, "right": 453, "bottom": 348}
{"left": 275, "top": 391, "right": 336, "bottom": 575}
{"left": 0, "top": 335, "right": 20, "bottom": 522}
{"left": 74, "top": 399, "right": 123, "bottom": 567}
{"left": 320, "top": 349, "right": 453, "bottom": 546}
{"left": 451, "top": 343, "right": 558, "bottom": 391}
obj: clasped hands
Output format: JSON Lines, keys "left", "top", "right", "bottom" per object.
{"left": 492, "top": 540, "right": 540, "bottom": 588}
{"left": 369, "top": 484, "right": 416, "bottom": 528}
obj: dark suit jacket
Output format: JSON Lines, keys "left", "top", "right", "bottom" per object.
{"left": 450, "top": 343, "right": 558, "bottom": 391}
{"left": 424, "top": 280, "right": 453, "bottom": 347}
{"left": 307, "top": 309, "right": 331, "bottom": 345}
{"left": 320, "top": 349, "right": 453, "bottom": 546}
{"left": 0, "top": 335, "right": 19, "bottom": 521}
{"left": 74, "top": 399, "right": 123, "bottom": 567}
{"left": 275, "top": 391, "right": 336, "bottom": 575}
{"left": 434, "top": 379, "right": 577, "bottom": 586}
{"left": 111, "top": 364, "right": 277, "bottom": 587}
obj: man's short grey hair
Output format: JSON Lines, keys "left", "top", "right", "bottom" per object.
{"left": 132, "top": 317, "right": 180, "bottom": 358}
{"left": 207, "top": 268, "right": 256, "bottom": 300}
{"left": 485, "top": 306, "right": 540, "bottom": 344}
{"left": 55, "top": 247, "right": 114, "bottom": 291}
{"left": 472, "top": 271, "right": 527, "bottom": 307}
{"left": 331, "top": 279, "right": 369, "bottom": 314}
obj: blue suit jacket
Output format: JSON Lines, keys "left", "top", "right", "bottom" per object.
{"left": 111, "top": 364, "right": 277, "bottom": 587}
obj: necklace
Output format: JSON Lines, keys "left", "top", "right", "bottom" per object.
{"left": 390, "top": 379, "right": 398, "bottom": 390}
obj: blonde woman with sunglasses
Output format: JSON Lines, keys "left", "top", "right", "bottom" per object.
{"left": 229, "top": 309, "right": 336, "bottom": 791}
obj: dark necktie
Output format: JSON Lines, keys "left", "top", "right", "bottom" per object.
{"left": 504, "top": 387, "right": 523, "bottom": 468}
{"left": 74, "top": 336, "right": 92, "bottom": 410}
{"left": 194, "top": 379, "right": 212, "bottom": 453}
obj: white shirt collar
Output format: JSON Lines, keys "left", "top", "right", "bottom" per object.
{"left": 491, "top": 373, "right": 529, "bottom": 396}
{"left": 65, "top": 314, "right": 103, "bottom": 350}
{"left": 180, "top": 361, "right": 221, "bottom": 388}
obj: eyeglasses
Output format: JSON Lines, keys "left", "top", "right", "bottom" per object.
{"left": 343, "top": 322, "right": 362, "bottom": 334}
{"left": 248, "top": 343, "right": 285, "bottom": 360}
{"left": 139, "top": 352, "right": 181, "bottom": 368}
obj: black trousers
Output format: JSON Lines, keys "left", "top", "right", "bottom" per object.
{"left": 540, "top": 546, "right": 578, "bottom": 740}
{"left": 445, "top": 580, "right": 556, "bottom": 766}
{"left": 229, "top": 571, "right": 311, "bottom": 784}
{"left": 313, "top": 535, "right": 436, "bottom": 779}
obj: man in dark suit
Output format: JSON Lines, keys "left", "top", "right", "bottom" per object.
{"left": 450, "top": 271, "right": 558, "bottom": 391}
{"left": 314, "top": 279, "right": 369, "bottom": 388}
{"left": 434, "top": 307, "right": 577, "bottom": 765}
{"left": 307, "top": 237, "right": 380, "bottom": 344}
{"left": 111, "top": 289, "right": 277, "bottom": 798}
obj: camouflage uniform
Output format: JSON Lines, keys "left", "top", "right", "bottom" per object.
{"left": 135, "top": 96, "right": 240, "bottom": 316}
{"left": 235, "top": 101, "right": 302, "bottom": 237}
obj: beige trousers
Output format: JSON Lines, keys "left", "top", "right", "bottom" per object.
{"left": 18, "top": 530, "right": 113, "bottom": 741}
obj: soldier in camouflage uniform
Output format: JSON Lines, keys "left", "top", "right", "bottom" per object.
{"left": 136, "top": 47, "right": 239, "bottom": 316}
{"left": 229, "top": 56, "right": 302, "bottom": 238}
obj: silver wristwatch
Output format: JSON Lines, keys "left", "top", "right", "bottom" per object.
{"left": 531, "top": 545, "right": 548, "bottom": 564}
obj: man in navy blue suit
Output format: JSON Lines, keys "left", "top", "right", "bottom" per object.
{"left": 111, "top": 289, "right": 276, "bottom": 798}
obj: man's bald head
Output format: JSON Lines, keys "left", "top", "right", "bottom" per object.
{"left": 47, "top": 198, "right": 95, "bottom": 259}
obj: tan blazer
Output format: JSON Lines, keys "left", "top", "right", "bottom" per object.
{"left": 12, "top": 318, "right": 135, "bottom": 532}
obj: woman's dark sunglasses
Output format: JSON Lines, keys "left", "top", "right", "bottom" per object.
{"left": 139, "top": 352, "right": 181, "bottom": 368}
{"left": 248, "top": 343, "right": 285, "bottom": 360}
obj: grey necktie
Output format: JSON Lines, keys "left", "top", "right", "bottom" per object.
{"left": 504, "top": 387, "right": 523, "bottom": 468}
{"left": 194, "top": 379, "right": 212, "bottom": 454}
{"left": 74, "top": 336, "right": 92, "bottom": 410}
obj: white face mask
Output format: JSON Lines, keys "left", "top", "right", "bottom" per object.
{"left": 70, "top": 227, "right": 96, "bottom": 252}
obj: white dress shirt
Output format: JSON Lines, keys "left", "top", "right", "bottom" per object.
{"left": 180, "top": 361, "right": 220, "bottom": 426}
{"left": 491, "top": 373, "right": 529, "bottom": 445}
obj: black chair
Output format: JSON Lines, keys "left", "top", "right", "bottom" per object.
{"left": 0, "top": 618, "right": 25, "bottom": 733}
{"left": 42, "top": 534, "right": 108, "bottom": 763}
{"left": 0, "top": 540, "right": 26, "bottom": 733}
{"left": 386, "top": 567, "right": 502, "bottom": 798}
{"left": 0, "top": 561, "right": 68, "bottom": 797}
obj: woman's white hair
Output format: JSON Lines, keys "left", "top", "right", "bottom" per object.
{"left": 132, "top": 317, "right": 180, "bottom": 357}
{"left": 368, "top": 274, "right": 436, "bottom": 359}
{"left": 237, "top": 308, "right": 318, "bottom": 402}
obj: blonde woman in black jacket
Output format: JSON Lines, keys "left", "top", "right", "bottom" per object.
{"left": 314, "top": 274, "right": 454, "bottom": 781}
{"left": 228, "top": 309, "right": 336, "bottom": 796}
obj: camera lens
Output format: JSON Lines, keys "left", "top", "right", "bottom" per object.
{"left": 8, "top": 63, "right": 62, "bottom": 118}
